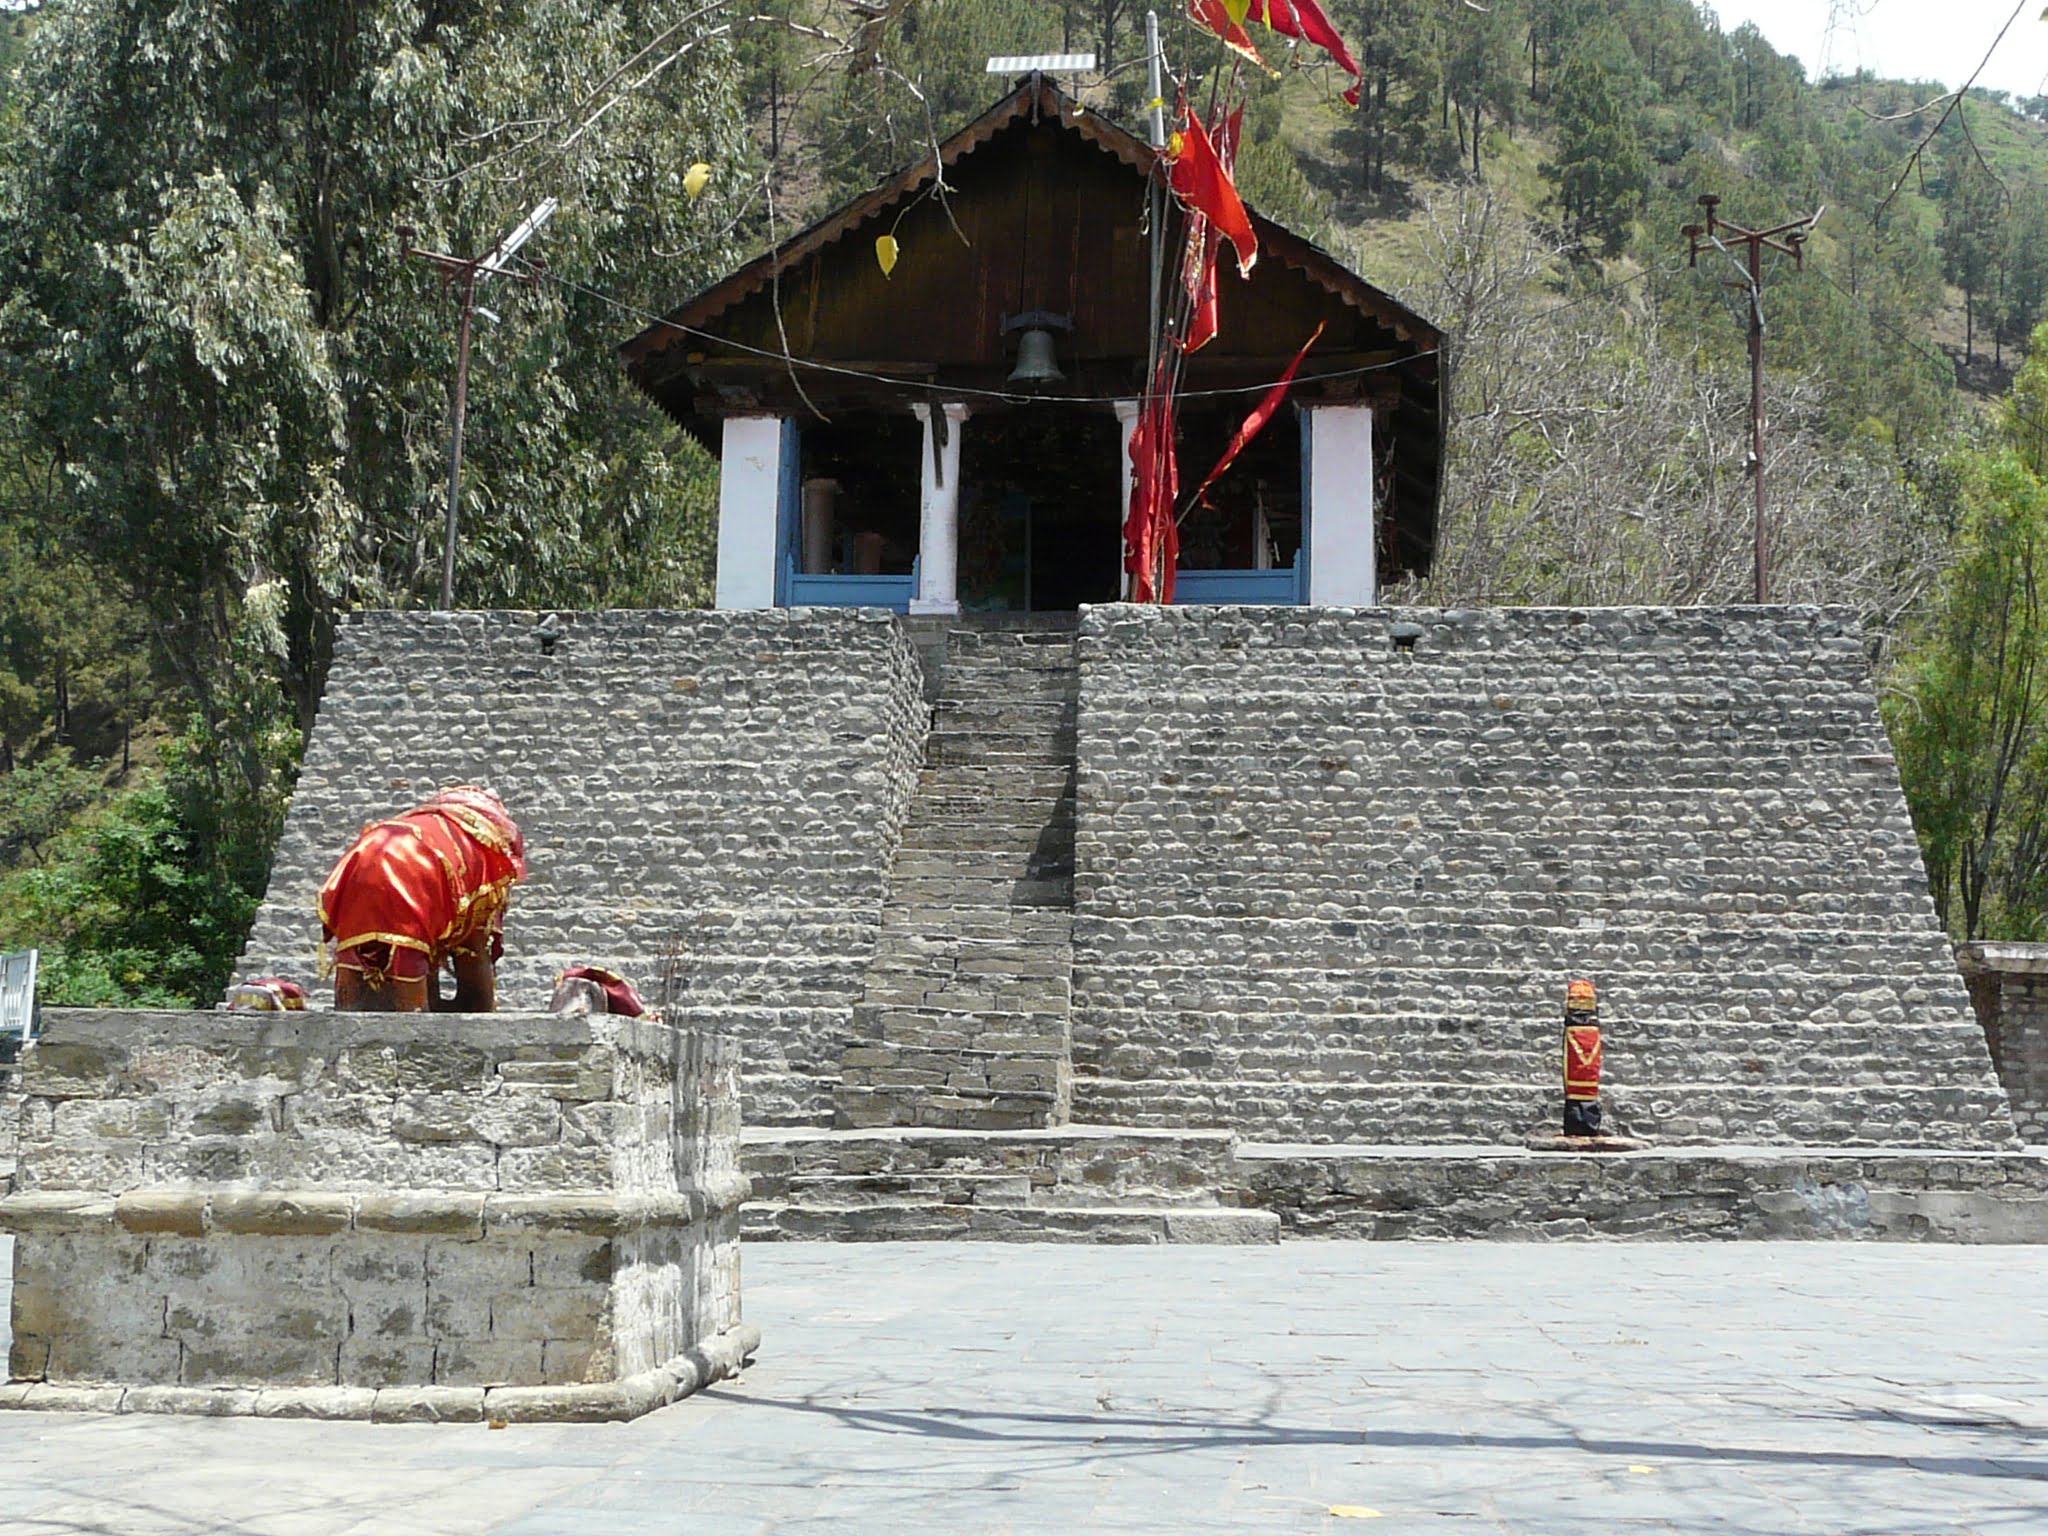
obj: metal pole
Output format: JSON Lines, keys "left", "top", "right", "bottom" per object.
{"left": 1684, "top": 197, "right": 1817, "bottom": 609}
{"left": 441, "top": 268, "right": 477, "bottom": 611}
{"left": 1748, "top": 238, "right": 1767, "bottom": 605}
{"left": 1144, "top": 10, "right": 1166, "bottom": 392}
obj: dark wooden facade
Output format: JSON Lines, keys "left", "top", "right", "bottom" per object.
{"left": 623, "top": 77, "right": 1444, "bottom": 581}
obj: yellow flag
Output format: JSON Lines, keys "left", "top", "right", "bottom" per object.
{"left": 1223, "top": 0, "right": 1252, "bottom": 24}
{"left": 684, "top": 162, "right": 711, "bottom": 200}
{"left": 876, "top": 233, "right": 900, "bottom": 278}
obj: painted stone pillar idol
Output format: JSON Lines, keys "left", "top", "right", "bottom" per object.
{"left": 1562, "top": 977, "right": 1603, "bottom": 1137}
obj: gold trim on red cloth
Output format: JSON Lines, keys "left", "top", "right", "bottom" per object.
{"left": 1564, "top": 1023, "right": 1603, "bottom": 1101}
{"left": 318, "top": 792, "right": 526, "bottom": 980}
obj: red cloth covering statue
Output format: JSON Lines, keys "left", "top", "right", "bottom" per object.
{"left": 1562, "top": 977, "right": 1603, "bottom": 1136}
{"left": 550, "top": 965, "right": 648, "bottom": 1018}
{"left": 319, "top": 786, "right": 528, "bottom": 1012}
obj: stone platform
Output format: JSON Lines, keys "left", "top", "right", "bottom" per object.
{"left": 742, "top": 1125, "right": 1276, "bottom": 1243}
{"left": 229, "top": 606, "right": 2043, "bottom": 1244}
{"left": 0, "top": 1009, "right": 757, "bottom": 1420}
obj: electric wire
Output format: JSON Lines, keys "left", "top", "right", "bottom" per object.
{"left": 503, "top": 250, "right": 1673, "bottom": 409}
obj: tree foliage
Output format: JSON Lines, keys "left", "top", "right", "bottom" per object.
{"left": 0, "top": 0, "right": 752, "bottom": 1002}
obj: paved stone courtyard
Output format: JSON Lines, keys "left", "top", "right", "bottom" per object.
{"left": 2, "top": 1237, "right": 2045, "bottom": 1533}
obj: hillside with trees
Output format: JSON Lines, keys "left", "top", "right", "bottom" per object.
{"left": 8, "top": 0, "right": 2048, "bottom": 1003}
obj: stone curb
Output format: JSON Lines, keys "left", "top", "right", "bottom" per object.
{"left": 0, "top": 1174, "right": 753, "bottom": 1238}
{"left": 0, "top": 1326, "right": 763, "bottom": 1424}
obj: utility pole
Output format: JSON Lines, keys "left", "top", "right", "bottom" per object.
{"left": 1684, "top": 196, "right": 1821, "bottom": 604}
{"left": 401, "top": 198, "right": 559, "bottom": 610}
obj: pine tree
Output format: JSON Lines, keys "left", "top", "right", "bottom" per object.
{"left": 1546, "top": 24, "right": 1647, "bottom": 255}
{"left": 1940, "top": 151, "right": 2007, "bottom": 365}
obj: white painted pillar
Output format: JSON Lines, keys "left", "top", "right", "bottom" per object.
{"left": 910, "top": 402, "right": 969, "bottom": 616}
{"left": 1305, "top": 404, "right": 1377, "bottom": 606}
{"left": 1114, "top": 399, "right": 1141, "bottom": 601}
{"left": 715, "top": 416, "right": 785, "bottom": 610}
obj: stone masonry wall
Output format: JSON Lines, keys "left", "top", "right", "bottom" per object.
{"left": 239, "top": 609, "right": 927, "bottom": 1126}
{"left": 0, "top": 1008, "right": 752, "bottom": 1420}
{"left": 1956, "top": 944, "right": 2048, "bottom": 1143}
{"left": 1072, "top": 606, "right": 2018, "bottom": 1150}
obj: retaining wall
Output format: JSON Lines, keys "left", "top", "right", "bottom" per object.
{"left": 1072, "top": 606, "right": 2018, "bottom": 1150}
{"left": 238, "top": 609, "right": 928, "bottom": 1126}
{"left": 1956, "top": 943, "right": 2048, "bottom": 1143}
{"left": 0, "top": 1008, "right": 754, "bottom": 1420}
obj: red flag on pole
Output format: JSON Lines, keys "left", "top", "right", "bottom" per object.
{"left": 1124, "top": 363, "right": 1182, "bottom": 604}
{"left": 1176, "top": 110, "right": 1242, "bottom": 355}
{"left": 1248, "top": 0, "right": 1362, "bottom": 107}
{"left": 1188, "top": 0, "right": 1269, "bottom": 68}
{"left": 1193, "top": 322, "right": 1325, "bottom": 504}
{"left": 1168, "top": 108, "right": 1257, "bottom": 277}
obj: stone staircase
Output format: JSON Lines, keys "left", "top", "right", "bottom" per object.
{"left": 743, "top": 1125, "right": 1279, "bottom": 1243}
{"left": 772, "top": 618, "right": 1278, "bottom": 1243}
{"left": 834, "top": 622, "right": 1081, "bottom": 1132}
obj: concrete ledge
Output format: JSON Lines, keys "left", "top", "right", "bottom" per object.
{"left": 0, "top": 1176, "right": 753, "bottom": 1238}
{"left": 1237, "top": 1145, "right": 2048, "bottom": 1242}
{"left": 0, "top": 1327, "right": 763, "bottom": 1423}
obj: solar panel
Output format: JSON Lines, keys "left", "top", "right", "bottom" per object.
{"left": 985, "top": 53, "right": 1097, "bottom": 74}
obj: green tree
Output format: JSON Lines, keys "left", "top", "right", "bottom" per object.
{"left": 1938, "top": 148, "right": 2005, "bottom": 364}
{"left": 1888, "top": 448, "right": 2048, "bottom": 938}
{"left": 1545, "top": 23, "right": 1646, "bottom": 255}
{"left": 0, "top": 0, "right": 750, "bottom": 1002}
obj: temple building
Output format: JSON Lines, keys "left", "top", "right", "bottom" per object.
{"left": 621, "top": 74, "right": 1443, "bottom": 613}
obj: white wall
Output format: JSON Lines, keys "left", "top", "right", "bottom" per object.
{"left": 1305, "top": 404, "right": 1377, "bottom": 606}
{"left": 715, "top": 416, "right": 785, "bottom": 610}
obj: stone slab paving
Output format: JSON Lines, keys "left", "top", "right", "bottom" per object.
{"left": 2, "top": 1236, "right": 2046, "bottom": 1533}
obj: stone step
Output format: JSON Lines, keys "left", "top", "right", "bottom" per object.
{"left": 1075, "top": 1023, "right": 1993, "bottom": 1087}
{"left": 892, "top": 875, "right": 1074, "bottom": 908}
{"left": 1070, "top": 1078, "right": 2021, "bottom": 1150}
{"left": 880, "top": 905, "right": 1074, "bottom": 938}
{"left": 853, "top": 1007, "right": 1070, "bottom": 1047}
{"left": 1072, "top": 971, "right": 1970, "bottom": 1022}
{"left": 861, "top": 976, "right": 1072, "bottom": 1011}
{"left": 834, "top": 1088, "right": 1066, "bottom": 1132}
{"left": 926, "top": 744, "right": 1076, "bottom": 769}
{"left": 743, "top": 1123, "right": 1241, "bottom": 1176}
{"left": 744, "top": 1202, "right": 1279, "bottom": 1244}
{"left": 866, "top": 939, "right": 1074, "bottom": 972}
{"left": 1232, "top": 1144, "right": 2048, "bottom": 1242}
{"left": 888, "top": 849, "right": 1073, "bottom": 878}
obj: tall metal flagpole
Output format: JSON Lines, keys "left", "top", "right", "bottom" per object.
{"left": 402, "top": 197, "right": 559, "bottom": 610}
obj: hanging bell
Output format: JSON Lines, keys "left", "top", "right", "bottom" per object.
{"left": 1007, "top": 327, "right": 1066, "bottom": 387}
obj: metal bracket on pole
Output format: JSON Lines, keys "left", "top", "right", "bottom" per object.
{"left": 1682, "top": 196, "right": 1823, "bottom": 605}
{"left": 402, "top": 199, "right": 560, "bottom": 610}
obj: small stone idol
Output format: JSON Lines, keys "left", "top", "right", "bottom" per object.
{"left": 1562, "top": 977, "right": 1603, "bottom": 1137}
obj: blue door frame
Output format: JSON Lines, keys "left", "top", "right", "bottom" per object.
{"left": 775, "top": 418, "right": 917, "bottom": 613}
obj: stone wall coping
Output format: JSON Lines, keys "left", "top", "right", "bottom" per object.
{"left": 1955, "top": 942, "right": 2048, "bottom": 977}
{"left": 0, "top": 1174, "right": 751, "bottom": 1237}
{"left": 0, "top": 1323, "right": 762, "bottom": 1425}
{"left": 31, "top": 1007, "right": 717, "bottom": 1053}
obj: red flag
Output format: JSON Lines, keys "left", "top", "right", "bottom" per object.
{"left": 1176, "top": 111, "right": 1240, "bottom": 354}
{"left": 1248, "top": 0, "right": 1362, "bottom": 107}
{"left": 1178, "top": 222, "right": 1222, "bottom": 353}
{"left": 1187, "top": 0, "right": 1268, "bottom": 68}
{"left": 1193, "top": 322, "right": 1325, "bottom": 504}
{"left": 1123, "top": 364, "right": 1182, "bottom": 604}
{"left": 1168, "top": 109, "right": 1256, "bottom": 277}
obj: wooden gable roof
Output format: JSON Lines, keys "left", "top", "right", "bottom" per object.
{"left": 622, "top": 77, "right": 1445, "bottom": 577}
